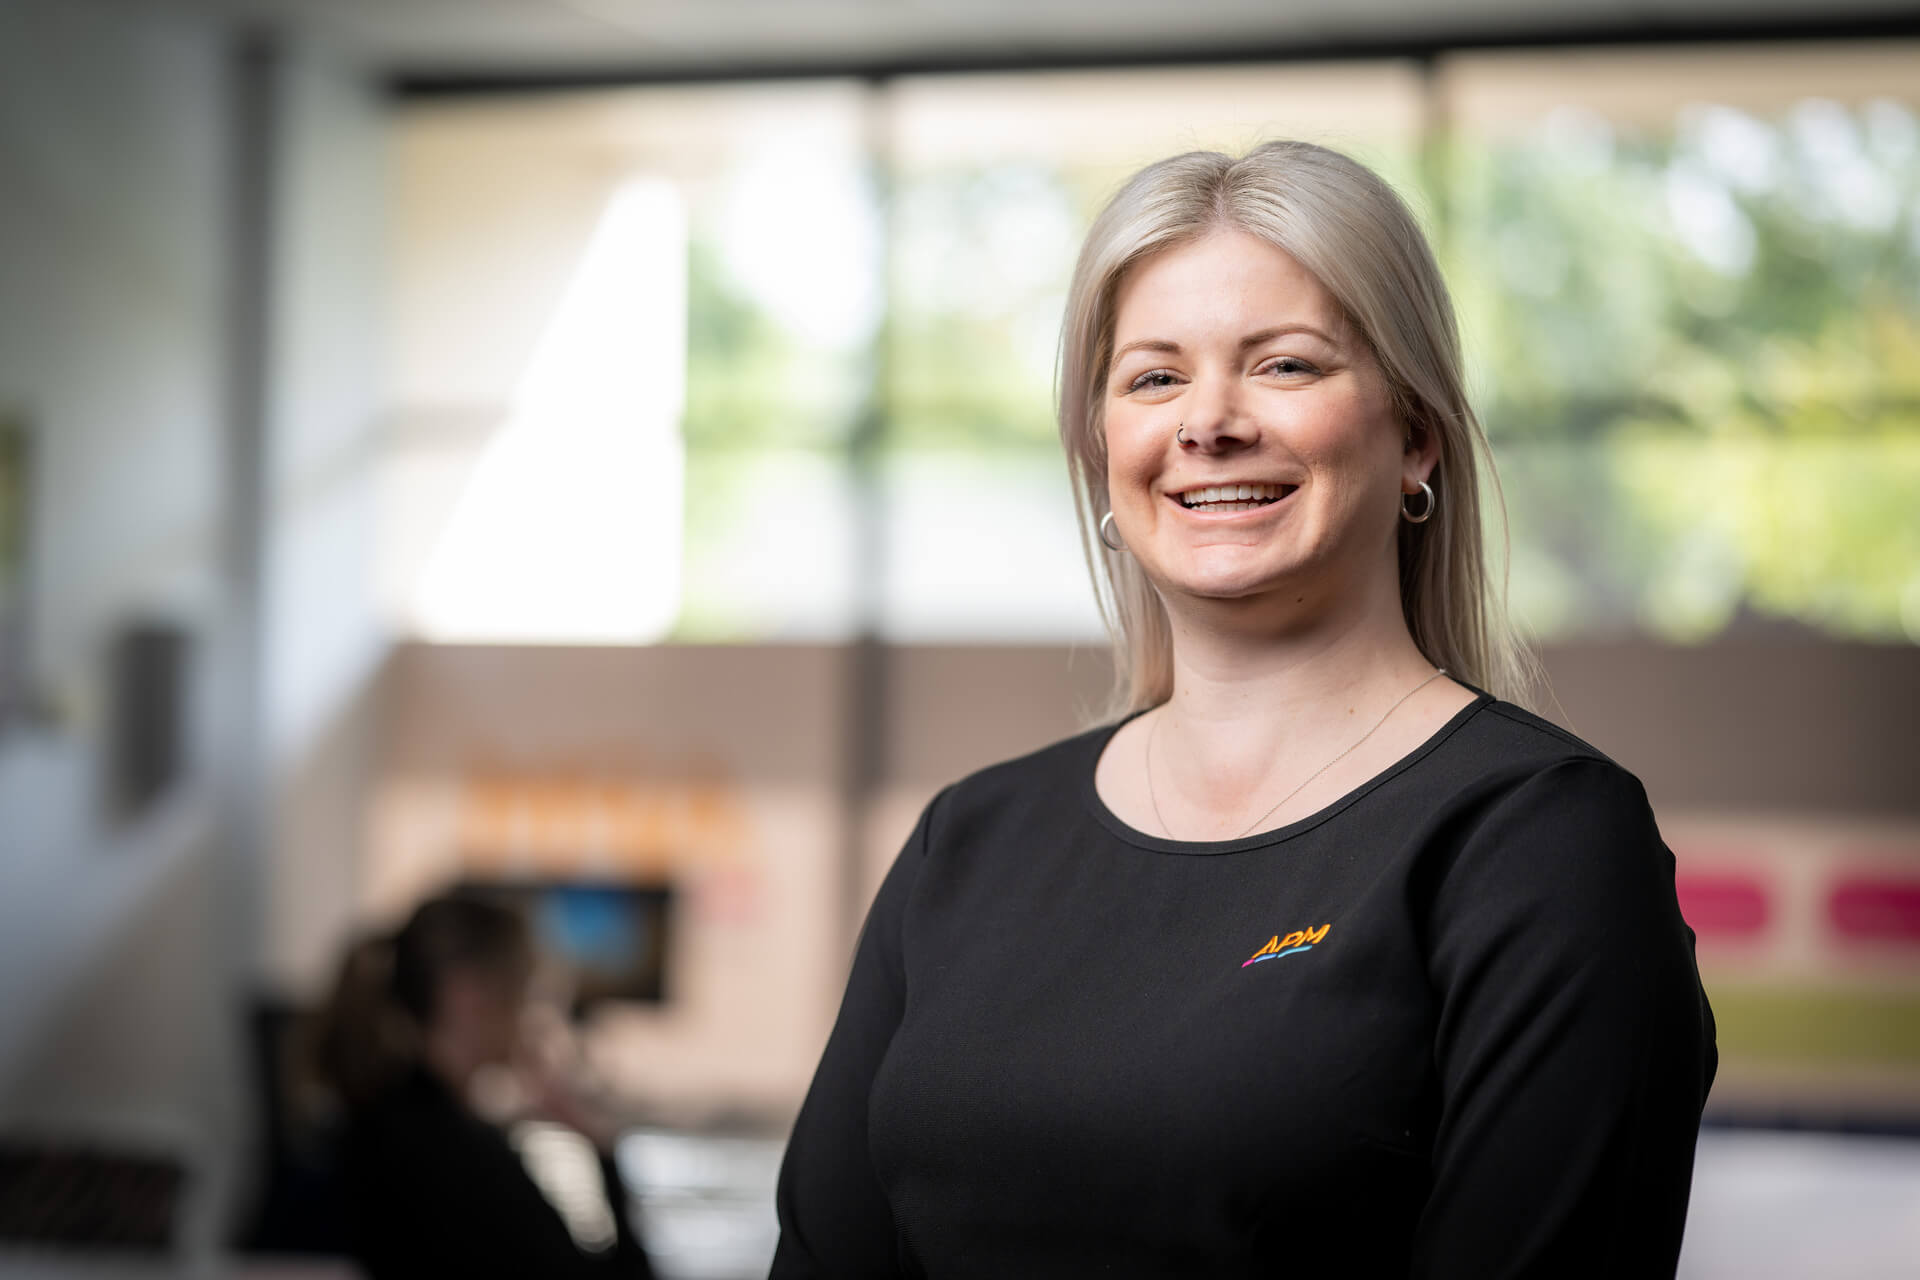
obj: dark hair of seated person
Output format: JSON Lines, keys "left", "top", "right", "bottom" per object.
{"left": 312, "top": 892, "right": 655, "bottom": 1280}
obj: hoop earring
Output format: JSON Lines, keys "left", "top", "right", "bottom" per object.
{"left": 1099, "top": 510, "right": 1127, "bottom": 552}
{"left": 1401, "top": 480, "right": 1436, "bottom": 524}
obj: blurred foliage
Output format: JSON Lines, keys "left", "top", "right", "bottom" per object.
{"left": 888, "top": 163, "right": 1080, "bottom": 450}
{"left": 682, "top": 238, "right": 866, "bottom": 453}
{"left": 1448, "top": 98, "right": 1920, "bottom": 642}
{"left": 678, "top": 236, "right": 865, "bottom": 640}
{"left": 673, "top": 92, "right": 1920, "bottom": 645}
{"left": 882, "top": 147, "right": 1425, "bottom": 453}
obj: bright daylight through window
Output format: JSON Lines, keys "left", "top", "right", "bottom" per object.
{"left": 383, "top": 46, "right": 1920, "bottom": 647}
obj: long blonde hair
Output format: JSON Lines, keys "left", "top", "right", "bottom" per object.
{"left": 1058, "top": 140, "right": 1538, "bottom": 718}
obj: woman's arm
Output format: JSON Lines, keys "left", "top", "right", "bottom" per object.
{"left": 1413, "top": 757, "right": 1718, "bottom": 1278}
{"left": 769, "top": 788, "right": 945, "bottom": 1278}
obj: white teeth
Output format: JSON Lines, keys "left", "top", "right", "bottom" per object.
{"left": 1180, "top": 482, "right": 1287, "bottom": 509}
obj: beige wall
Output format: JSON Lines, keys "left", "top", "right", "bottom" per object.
{"left": 364, "top": 637, "right": 1918, "bottom": 1123}
{"left": 1530, "top": 641, "right": 1917, "bottom": 818}
{"left": 366, "top": 644, "right": 853, "bottom": 1120}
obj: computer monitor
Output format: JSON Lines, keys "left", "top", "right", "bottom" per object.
{"left": 458, "top": 879, "right": 674, "bottom": 1010}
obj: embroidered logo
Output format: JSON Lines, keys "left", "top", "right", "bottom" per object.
{"left": 1242, "top": 923, "right": 1331, "bottom": 967}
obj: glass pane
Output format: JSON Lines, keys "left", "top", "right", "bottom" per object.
{"left": 385, "top": 83, "right": 876, "bottom": 642}
{"left": 880, "top": 64, "right": 1428, "bottom": 640}
{"left": 1442, "top": 45, "right": 1920, "bottom": 643}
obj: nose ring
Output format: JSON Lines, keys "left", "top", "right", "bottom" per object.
{"left": 1176, "top": 424, "right": 1189, "bottom": 445}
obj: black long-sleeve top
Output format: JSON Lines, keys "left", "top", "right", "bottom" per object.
{"left": 772, "top": 692, "right": 1717, "bottom": 1278}
{"left": 341, "top": 1067, "right": 655, "bottom": 1280}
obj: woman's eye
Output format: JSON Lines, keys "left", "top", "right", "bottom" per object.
{"left": 1263, "top": 357, "right": 1319, "bottom": 377}
{"left": 1126, "top": 370, "right": 1179, "bottom": 392}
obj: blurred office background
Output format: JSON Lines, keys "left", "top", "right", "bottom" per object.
{"left": 2, "top": 0, "right": 1917, "bottom": 1275}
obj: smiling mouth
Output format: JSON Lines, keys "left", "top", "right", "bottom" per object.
{"left": 1173, "top": 483, "right": 1297, "bottom": 513}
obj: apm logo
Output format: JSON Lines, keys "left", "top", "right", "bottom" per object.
{"left": 1242, "top": 923, "right": 1331, "bottom": 968}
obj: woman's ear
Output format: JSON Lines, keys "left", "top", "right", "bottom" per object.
{"left": 1402, "top": 418, "right": 1442, "bottom": 496}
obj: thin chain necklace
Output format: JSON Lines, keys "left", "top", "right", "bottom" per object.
{"left": 1145, "top": 668, "right": 1447, "bottom": 842}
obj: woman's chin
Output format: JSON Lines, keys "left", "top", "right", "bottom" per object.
{"left": 1159, "top": 568, "right": 1305, "bottom": 606}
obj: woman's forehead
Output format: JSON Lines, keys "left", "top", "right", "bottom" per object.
{"left": 1112, "top": 229, "right": 1347, "bottom": 348}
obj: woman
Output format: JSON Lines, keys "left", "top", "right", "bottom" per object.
{"left": 313, "top": 893, "right": 655, "bottom": 1279}
{"left": 771, "top": 140, "right": 1717, "bottom": 1277}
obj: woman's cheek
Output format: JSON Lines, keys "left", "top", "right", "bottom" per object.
{"left": 1104, "top": 419, "right": 1159, "bottom": 501}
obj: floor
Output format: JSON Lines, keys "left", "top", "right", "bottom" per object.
{"left": 5, "top": 1127, "right": 1916, "bottom": 1278}
{"left": 620, "top": 1125, "right": 1920, "bottom": 1280}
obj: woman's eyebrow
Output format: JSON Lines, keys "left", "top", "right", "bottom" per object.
{"left": 1237, "top": 324, "right": 1338, "bottom": 349}
{"left": 1112, "top": 324, "right": 1338, "bottom": 362}
{"left": 1112, "top": 337, "right": 1181, "bottom": 360}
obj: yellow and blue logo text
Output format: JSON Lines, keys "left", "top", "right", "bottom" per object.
{"left": 1242, "top": 923, "right": 1331, "bottom": 968}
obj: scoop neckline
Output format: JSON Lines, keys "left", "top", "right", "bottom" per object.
{"left": 1080, "top": 687, "right": 1493, "bottom": 855}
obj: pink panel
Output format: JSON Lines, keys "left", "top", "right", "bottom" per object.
{"left": 1828, "top": 878, "right": 1920, "bottom": 944}
{"left": 1673, "top": 872, "right": 1770, "bottom": 939}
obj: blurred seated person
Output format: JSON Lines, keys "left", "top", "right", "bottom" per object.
{"left": 313, "top": 892, "right": 655, "bottom": 1279}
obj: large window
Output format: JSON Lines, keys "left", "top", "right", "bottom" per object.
{"left": 876, "top": 66, "right": 1422, "bottom": 639}
{"left": 1443, "top": 47, "right": 1920, "bottom": 644}
{"left": 384, "top": 83, "right": 876, "bottom": 642}
{"left": 382, "top": 43, "right": 1920, "bottom": 647}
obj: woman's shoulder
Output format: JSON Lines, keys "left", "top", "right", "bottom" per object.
{"left": 906, "top": 720, "right": 1118, "bottom": 844}
{"left": 1388, "top": 694, "right": 1670, "bottom": 884}
{"left": 1442, "top": 693, "right": 1645, "bottom": 794}
{"left": 346, "top": 1068, "right": 506, "bottom": 1162}
{"left": 948, "top": 720, "right": 1114, "bottom": 798}
{"left": 1430, "top": 698, "right": 1673, "bottom": 900}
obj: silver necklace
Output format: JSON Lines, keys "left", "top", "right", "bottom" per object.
{"left": 1145, "top": 668, "right": 1447, "bottom": 841}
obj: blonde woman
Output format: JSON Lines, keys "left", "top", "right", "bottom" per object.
{"left": 771, "top": 141, "right": 1716, "bottom": 1277}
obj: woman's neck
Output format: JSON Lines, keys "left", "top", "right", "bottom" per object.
{"left": 1151, "top": 575, "right": 1442, "bottom": 815}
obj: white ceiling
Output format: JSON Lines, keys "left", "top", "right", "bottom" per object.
{"left": 148, "top": 0, "right": 1919, "bottom": 77}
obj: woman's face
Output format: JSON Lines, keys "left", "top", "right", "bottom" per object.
{"left": 438, "top": 964, "right": 531, "bottom": 1067}
{"left": 1103, "top": 228, "right": 1427, "bottom": 612}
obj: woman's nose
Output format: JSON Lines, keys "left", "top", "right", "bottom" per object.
{"left": 1177, "top": 379, "right": 1254, "bottom": 452}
